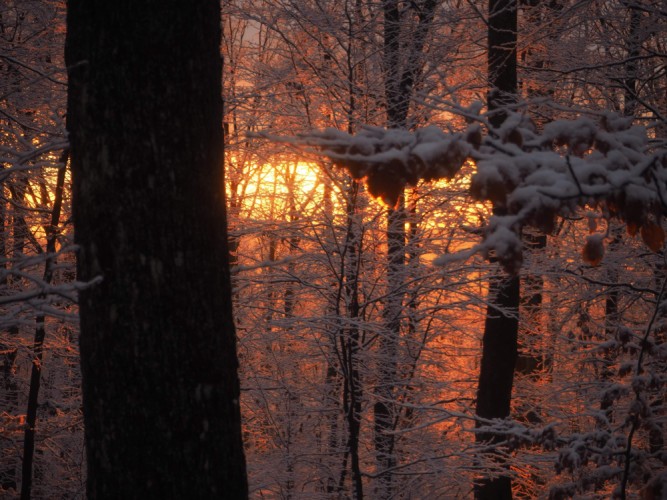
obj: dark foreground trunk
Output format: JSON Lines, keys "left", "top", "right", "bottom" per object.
{"left": 66, "top": 2, "right": 248, "bottom": 498}
{"left": 475, "top": 274, "right": 519, "bottom": 500}
{"left": 475, "top": 1, "right": 519, "bottom": 496}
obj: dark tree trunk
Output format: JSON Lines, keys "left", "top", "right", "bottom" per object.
{"left": 341, "top": 184, "right": 364, "bottom": 500}
{"left": 0, "top": 177, "right": 18, "bottom": 493}
{"left": 475, "top": 275, "right": 519, "bottom": 500}
{"left": 601, "top": 2, "right": 642, "bottom": 424}
{"left": 374, "top": 198, "right": 404, "bottom": 498}
{"left": 474, "top": 1, "right": 518, "bottom": 499}
{"left": 377, "top": 3, "right": 438, "bottom": 496}
{"left": 1, "top": 173, "right": 29, "bottom": 493}
{"left": 377, "top": 1, "right": 403, "bottom": 479}
{"left": 326, "top": 181, "right": 364, "bottom": 499}
{"left": 486, "top": 0, "right": 518, "bottom": 129}
{"left": 21, "top": 155, "right": 67, "bottom": 500}
{"left": 516, "top": 231, "right": 547, "bottom": 380}
{"left": 66, "top": 2, "right": 248, "bottom": 498}
{"left": 601, "top": 226, "right": 621, "bottom": 422}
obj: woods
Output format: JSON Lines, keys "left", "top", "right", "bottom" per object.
{"left": 1, "top": 0, "right": 666, "bottom": 499}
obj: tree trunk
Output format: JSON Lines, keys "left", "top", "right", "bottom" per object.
{"left": 1, "top": 171, "right": 29, "bottom": 493}
{"left": 374, "top": 199, "right": 404, "bottom": 498}
{"left": 474, "top": 0, "right": 518, "bottom": 498}
{"left": 377, "top": 3, "right": 403, "bottom": 495}
{"left": 475, "top": 275, "right": 519, "bottom": 500}
{"left": 0, "top": 176, "right": 18, "bottom": 493}
{"left": 515, "top": 230, "right": 547, "bottom": 424}
{"left": 486, "top": 0, "right": 518, "bottom": 128}
{"left": 66, "top": 2, "right": 248, "bottom": 498}
{"left": 20, "top": 155, "right": 67, "bottom": 500}
{"left": 341, "top": 183, "right": 364, "bottom": 500}
{"left": 377, "top": 2, "right": 438, "bottom": 495}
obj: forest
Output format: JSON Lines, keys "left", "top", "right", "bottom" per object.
{"left": 1, "top": 0, "right": 666, "bottom": 499}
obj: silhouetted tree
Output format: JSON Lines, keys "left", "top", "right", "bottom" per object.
{"left": 474, "top": 0, "right": 519, "bottom": 498}
{"left": 66, "top": 2, "right": 248, "bottom": 497}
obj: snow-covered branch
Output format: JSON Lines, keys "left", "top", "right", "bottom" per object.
{"left": 295, "top": 107, "right": 667, "bottom": 273}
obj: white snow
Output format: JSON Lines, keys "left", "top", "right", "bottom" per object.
{"left": 299, "top": 106, "right": 667, "bottom": 272}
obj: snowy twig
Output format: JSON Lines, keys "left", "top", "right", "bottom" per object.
{"left": 619, "top": 273, "right": 667, "bottom": 499}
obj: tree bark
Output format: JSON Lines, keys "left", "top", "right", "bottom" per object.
{"left": 377, "top": 2, "right": 438, "bottom": 495}
{"left": 0, "top": 171, "right": 18, "bottom": 493}
{"left": 474, "top": 1, "right": 519, "bottom": 499}
{"left": 66, "top": 2, "right": 248, "bottom": 498}
{"left": 486, "top": 0, "right": 518, "bottom": 128}
{"left": 20, "top": 154, "right": 67, "bottom": 500}
{"left": 475, "top": 275, "right": 519, "bottom": 500}
{"left": 341, "top": 183, "right": 364, "bottom": 500}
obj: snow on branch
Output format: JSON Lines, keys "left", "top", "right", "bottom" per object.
{"left": 296, "top": 107, "right": 667, "bottom": 273}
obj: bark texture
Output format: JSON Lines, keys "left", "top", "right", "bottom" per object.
{"left": 474, "top": 0, "right": 519, "bottom": 498}
{"left": 66, "top": 2, "right": 248, "bottom": 498}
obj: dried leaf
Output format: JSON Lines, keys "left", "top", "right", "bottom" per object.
{"left": 582, "top": 234, "right": 605, "bottom": 266}
{"left": 506, "top": 128, "right": 523, "bottom": 148}
{"left": 587, "top": 216, "right": 597, "bottom": 234}
{"left": 470, "top": 176, "right": 507, "bottom": 207}
{"left": 626, "top": 222, "right": 639, "bottom": 237}
{"left": 365, "top": 170, "right": 404, "bottom": 209}
{"left": 533, "top": 208, "right": 556, "bottom": 235}
{"left": 465, "top": 126, "right": 482, "bottom": 150}
{"left": 623, "top": 197, "right": 645, "bottom": 228}
{"left": 640, "top": 222, "right": 665, "bottom": 252}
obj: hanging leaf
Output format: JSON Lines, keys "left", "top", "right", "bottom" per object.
{"left": 640, "top": 222, "right": 665, "bottom": 252}
{"left": 582, "top": 234, "right": 605, "bottom": 266}
{"left": 506, "top": 128, "right": 523, "bottom": 148}
{"left": 626, "top": 221, "right": 639, "bottom": 237}
{"left": 365, "top": 169, "right": 404, "bottom": 209}
{"left": 587, "top": 215, "right": 597, "bottom": 234}
{"left": 533, "top": 208, "right": 557, "bottom": 235}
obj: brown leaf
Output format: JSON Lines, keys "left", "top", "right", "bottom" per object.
{"left": 622, "top": 197, "right": 646, "bottom": 229}
{"left": 640, "top": 222, "right": 665, "bottom": 252}
{"left": 626, "top": 222, "right": 639, "bottom": 237}
{"left": 365, "top": 170, "right": 404, "bottom": 209}
{"left": 465, "top": 126, "right": 482, "bottom": 150}
{"left": 470, "top": 176, "right": 507, "bottom": 207}
{"left": 587, "top": 216, "right": 597, "bottom": 234}
{"left": 506, "top": 128, "right": 523, "bottom": 148}
{"left": 533, "top": 208, "right": 556, "bottom": 235}
{"left": 582, "top": 234, "right": 605, "bottom": 266}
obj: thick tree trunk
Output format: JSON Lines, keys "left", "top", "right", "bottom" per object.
{"left": 486, "top": 0, "right": 518, "bottom": 127}
{"left": 474, "top": 1, "right": 518, "bottom": 499}
{"left": 475, "top": 275, "right": 519, "bottom": 500}
{"left": 1, "top": 174, "right": 28, "bottom": 493}
{"left": 66, "top": 2, "right": 248, "bottom": 498}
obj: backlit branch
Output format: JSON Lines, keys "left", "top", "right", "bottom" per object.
{"left": 293, "top": 107, "right": 667, "bottom": 273}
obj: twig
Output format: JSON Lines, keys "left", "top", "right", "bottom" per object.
{"left": 619, "top": 273, "right": 666, "bottom": 499}
{"left": 565, "top": 155, "right": 584, "bottom": 195}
